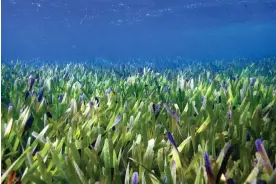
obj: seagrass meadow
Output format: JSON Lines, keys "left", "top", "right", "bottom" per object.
{"left": 1, "top": 58, "right": 276, "bottom": 184}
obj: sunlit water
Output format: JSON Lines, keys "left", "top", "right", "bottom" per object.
{"left": 2, "top": 0, "right": 276, "bottom": 61}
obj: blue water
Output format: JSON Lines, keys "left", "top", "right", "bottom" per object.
{"left": 2, "top": 0, "right": 276, "bottom": 61}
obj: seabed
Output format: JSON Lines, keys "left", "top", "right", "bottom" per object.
{"left": 1, "top": 57, "right": 276, "bottom": 183}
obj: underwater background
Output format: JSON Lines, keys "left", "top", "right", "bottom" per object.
{"left": 2, "top": 0, "right": 276, "bottom": 61}
{"left": 2, "top": 1, "right": 276, "bottom": 184}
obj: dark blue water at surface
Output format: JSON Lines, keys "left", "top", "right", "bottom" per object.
{"left": 2, "top": 0, "right": 276, "bottom": 61}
